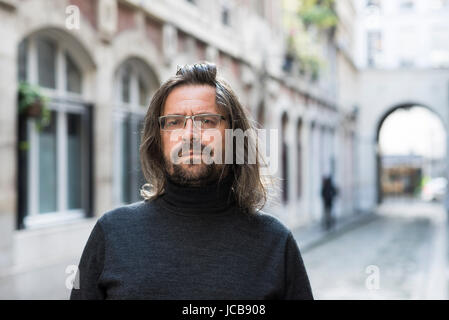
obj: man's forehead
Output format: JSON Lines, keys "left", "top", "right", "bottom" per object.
{"left": 163, "top": 85, "right": 218, "bottom": 114}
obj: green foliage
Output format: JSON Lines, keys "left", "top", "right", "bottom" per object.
{"left": 283, "top": 0, "right": 337, "bottom": 80}
{"left": 298, "top": 0, "right": 338, "bottom": 29}
{"left": 300, "top": 54, "right": 322, "bottom": 80}
{"left": 19, "top": 140, "right": 30, "bottom": 151}
{"left": 18, "top": 81, "right": 51, "bottom": 131}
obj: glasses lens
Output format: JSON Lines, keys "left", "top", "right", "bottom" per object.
{"left": 194, "top": 115, "right": 221, "bottom": 130}
{"left": 162, "top": 116, "right": 185, "bottom": 130}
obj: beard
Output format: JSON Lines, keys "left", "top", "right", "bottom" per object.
{"left": 167, "top": 162, "right": 222, "bottom": 187}
{"left": 163, "top": 144, "right": 226, "bottom": 187}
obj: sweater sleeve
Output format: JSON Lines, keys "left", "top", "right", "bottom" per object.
{"left": 70, "top": 220, "right": 106, "bottom": 300}
{"left": 283, "top": 232, "right": 314, "bottom": 300}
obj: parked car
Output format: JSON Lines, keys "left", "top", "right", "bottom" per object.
{"left": 421, "top": 177, "right": 448, "bottom": 201}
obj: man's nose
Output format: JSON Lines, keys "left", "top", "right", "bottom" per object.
{"left": 182, "top": 118, "right": 200, "bottom": 141}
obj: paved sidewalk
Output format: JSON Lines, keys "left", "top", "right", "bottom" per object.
{"left": 292, "top": 211, "right": 379, "bottom": 253}
{"left": 298, "top": 200, "right": 448, "bottom": 299}
{"left": 0, "top": 257, "right": 76, "bottom": 300}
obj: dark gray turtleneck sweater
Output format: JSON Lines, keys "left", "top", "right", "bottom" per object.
{"left": 70, "top": 174, "right": 313, "bottom": 300}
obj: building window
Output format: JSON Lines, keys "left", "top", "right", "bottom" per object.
{"left": 398, "top": 27, "right": 416, "bottom": 68}
{"left": 297, "top": 120, "right": 302, "bottom": 199}
{"left": 366, "top": 0, "right": 381, "bottom": 9}
{"left": 66, "top": 53, "right": 82, "bottom": 94}
{"left": 37, "top": 38, "right": 56, "bottom": 89}
{"left": 430, "top": 0, "right": 449, "bottom": 9}
{"left": 17, "top": 34, "right": 92, "bottom": 229}
{"left": 114, "top": 59, "right": 157, "bottom": 205}
{"left": 38, "top": 110, "right": 58, "bottom": 213}
{"left": 222, "top": 5, "right": 230, "bottom": 26}
{"left": 367, "top": 31, "right": 382, "bottom": 67}
{"left": 281, "top": 114, "right": 289, "bottom": 204}
{"left": 18, "top": 39, "right": 28, "bottom": 82}
{"left": 430, "top": 27, "right": 449, "bottom": 68}
{"left": 399, "top": 59, "right": 415, "bottom": 68}
{"left": 399, "top": 0, "right": 414, "bottom": 11}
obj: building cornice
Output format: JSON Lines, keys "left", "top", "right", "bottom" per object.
{"left": 121, "top": 0, "right": 339, "bottom": 109}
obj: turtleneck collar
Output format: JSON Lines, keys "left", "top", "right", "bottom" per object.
{"left": 156, "top": 171, "right": 237, "bottom": 216}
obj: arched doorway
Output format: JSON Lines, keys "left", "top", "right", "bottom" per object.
{"left": 376, "top": 104, "right": 447, "bottom": 204}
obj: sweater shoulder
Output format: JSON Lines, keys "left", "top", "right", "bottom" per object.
{"left": 97, "top": 200, "right": 151, "bottom": 228}
{"left": 241, "top": 210, "right": 292, "bottom": 239}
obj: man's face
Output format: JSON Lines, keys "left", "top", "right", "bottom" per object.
{"left": 160, "top": 85, "right": 228, "bottom": 186}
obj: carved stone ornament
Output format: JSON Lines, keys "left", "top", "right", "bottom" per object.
{"left": 98, "top": 0, "right": 117, "bottom": 42}
{"left": 163, "top": 23, "right": 177, "bottom": 65}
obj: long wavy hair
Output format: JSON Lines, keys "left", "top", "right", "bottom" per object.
{"left": 139, "top": 62, "right": 271, "bottom": 214}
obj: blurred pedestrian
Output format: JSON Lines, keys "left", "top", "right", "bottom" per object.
{"left": 321, "top": 175, "right": 337, "bottom": 231}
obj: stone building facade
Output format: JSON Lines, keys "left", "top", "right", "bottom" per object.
{"left": 0, "top": 0, "right": 359, "bottom": 296}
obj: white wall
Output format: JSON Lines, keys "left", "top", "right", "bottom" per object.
{"left": 355, "top": 0, "right": 449, "bottom": 69}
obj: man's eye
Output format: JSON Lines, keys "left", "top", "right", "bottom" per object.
{"left": 167, "top": 119, "right": 180, "bottom": 126}
{"left": 201, "top": 117, "right": 217, "bottom": 125}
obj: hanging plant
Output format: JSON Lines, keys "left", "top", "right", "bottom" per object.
{"left": 298, "top": 0, "right": 338, "bottom": 30}
{"left": 300, "top": 54, "right": 323, "bottom": 81}
{"left": 18, "top": 81, "right": 51, "bottom": 131}
{"left": 283, "top": 0, "right": 334, "bottom": 80}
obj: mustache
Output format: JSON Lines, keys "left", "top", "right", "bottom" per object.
{"left": 173, "top": 142, "right": 214, "bottom": 158}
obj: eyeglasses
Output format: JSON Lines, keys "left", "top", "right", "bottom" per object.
{"left": 159, "top": 113, "right": 226, "bottom": 131}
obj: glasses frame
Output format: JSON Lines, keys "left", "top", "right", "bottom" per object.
{"left": 158, "top": 113, "right": 226, "bottom": 131}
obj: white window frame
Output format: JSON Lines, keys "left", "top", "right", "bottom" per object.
{"left": 22, "top": 34, "right": 87, "bottom": 229}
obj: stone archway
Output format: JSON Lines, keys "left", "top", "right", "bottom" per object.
{"left": 375, "top": 103, "right": 448, "bottom": 204}
{"left": 356, "top": 69, "right": 449, "bottom": 213}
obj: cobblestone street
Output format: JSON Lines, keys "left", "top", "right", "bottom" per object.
{"left": 301, "top": 200, "right": 449, "bottom": 299}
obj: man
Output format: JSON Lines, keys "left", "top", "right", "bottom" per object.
{"left": 70, "top": 63, "right": 313, "bottom": 300}
{"left": 321, "top": 175, "right": 337, "bottom": 231}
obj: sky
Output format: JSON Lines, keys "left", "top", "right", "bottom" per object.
{"left": 379, "top": 106, "right": 446, "bottom": 159}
